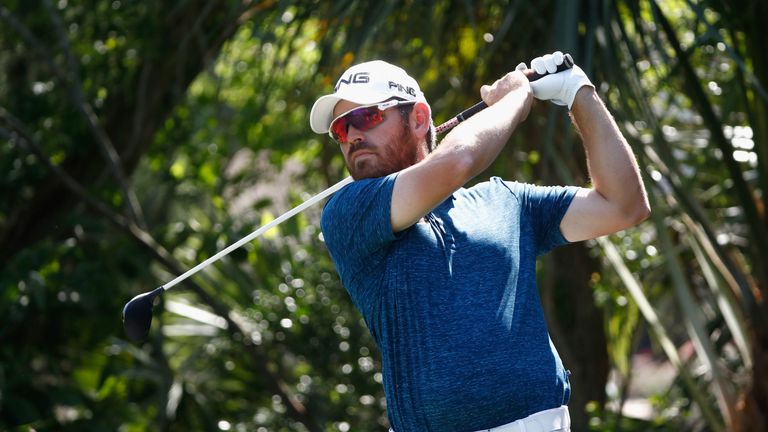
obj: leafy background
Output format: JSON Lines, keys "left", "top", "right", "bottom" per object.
{"left": 1, "top": 1, "right": 766, "bottom": 431}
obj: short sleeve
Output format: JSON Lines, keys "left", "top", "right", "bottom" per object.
{"left": 320, "top": 173, "right": 398, "bottom": 291}
{"left": 501, "top": 179, "right": 578, "bottom": 255}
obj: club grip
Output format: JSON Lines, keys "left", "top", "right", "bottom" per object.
{"left": 527, "top": 53, "right": 574, "bottom": 81}
{"left": 456, "top": 100, "right": 488, "bottom": 122}
{"left": 435, "top": 53, "right": 575, "bottom": 135}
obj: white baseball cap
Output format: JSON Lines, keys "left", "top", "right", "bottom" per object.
{"left": 309, "top": 60, "right": 429, "bottom": 134}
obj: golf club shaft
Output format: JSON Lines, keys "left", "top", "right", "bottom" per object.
{"left": 159, "top": 54, "right": 574, "bottom": 291}
{"left": 162, "top": 175, "right": 354, "bottom": 291}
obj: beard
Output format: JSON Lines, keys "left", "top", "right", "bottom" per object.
{"left": 345, "top": 123, "right": 422, "bottom": 180}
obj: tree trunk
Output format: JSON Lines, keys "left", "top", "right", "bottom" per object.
{"left": 732, "top": 326, "right": 767, "bottom": 432}
{"left": 543, "top": 241, "right": 609, "bottom": 430}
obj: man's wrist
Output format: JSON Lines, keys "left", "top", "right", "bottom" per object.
{"left": 570, "top": 85, "right": 597, "bottom": 112}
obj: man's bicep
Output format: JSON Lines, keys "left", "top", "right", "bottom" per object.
{"left": 390, "top": 155, "right": 471, "bottom": 232}
{"left": 560, "top": 187, "right": 639, "bottom": 242}
{"left": 321, "top": 178, "right": 397, "bottom": 257}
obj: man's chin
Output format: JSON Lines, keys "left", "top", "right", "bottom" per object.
{"left": 348, "top": 165, "right": 394, "bottom": 180}
{"left": 350, "top": 170, "right": 383, "bottom": 181}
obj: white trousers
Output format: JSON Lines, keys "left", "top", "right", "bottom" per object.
{"left": 389, "top": 406, "right": 571, "bottom": 432}
{"left": 474, "top": 406, "right": 571, "bottom": 432}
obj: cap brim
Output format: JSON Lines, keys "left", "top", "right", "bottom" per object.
{"left": 309, "top": 95, "right": 342, "bottom": 134}
{"left": 309, "top": 89, "right": 406, "bottom": 134}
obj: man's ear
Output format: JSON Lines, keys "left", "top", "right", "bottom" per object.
{"left": 411, "top": 102, "right": 431, "bottom": 135}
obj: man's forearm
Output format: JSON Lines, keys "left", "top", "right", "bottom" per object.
{"left": 389, "top": 73, "right": 532, "bottom": 232}
{"left": 436, "top": 86, "right": 532, "bottom": 179}
{"left": 570, "top": 87, "right": 650, "bottom": 220}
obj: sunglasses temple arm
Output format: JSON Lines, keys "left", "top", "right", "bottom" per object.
{"left": 434, "top": 53, "right": 574, "bottom": 136}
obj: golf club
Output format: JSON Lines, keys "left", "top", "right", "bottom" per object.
{"left": 122, "top": 53, "right": 574, "bottom": 342}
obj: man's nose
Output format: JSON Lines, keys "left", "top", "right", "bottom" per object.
{"left": 346, "top": 125, "right": 365, "bottom": 143}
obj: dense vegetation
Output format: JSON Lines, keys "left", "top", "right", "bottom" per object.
{"left": 1, "top": 1, "right": 766, "bottom": 431}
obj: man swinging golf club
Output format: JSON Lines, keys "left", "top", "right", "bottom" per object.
{"left": 310, "top": 52, "right": 650, "bottom": 431}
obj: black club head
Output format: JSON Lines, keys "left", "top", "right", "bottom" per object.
{"left": 122, "top": 286, "right": 164, "bottom": 341}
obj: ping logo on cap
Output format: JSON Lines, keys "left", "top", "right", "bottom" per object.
{"left": 334, "top": 69, "right": 418, "bottom": 99}
{"left": 389, "top": 81, "right": 417, "bottom": 97}
{"left": 335, "top": 72, "right": 370, "bottom": 91}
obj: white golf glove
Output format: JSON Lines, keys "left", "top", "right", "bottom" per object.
{"left": 515, "top": 51, "right": 594, "bottom": 110}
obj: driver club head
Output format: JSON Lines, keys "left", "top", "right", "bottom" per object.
{"left": 122, "top": 286, "right": 164, "bottom": 341}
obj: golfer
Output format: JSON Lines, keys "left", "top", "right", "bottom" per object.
{"left": 310, "top": 52, "right": 649, "bottom": 432}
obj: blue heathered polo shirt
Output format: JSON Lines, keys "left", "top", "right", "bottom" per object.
{"left": 320, "top": 173, "right": 578, "bottom": 432}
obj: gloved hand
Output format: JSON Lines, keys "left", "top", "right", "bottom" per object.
{"left": 516, "top": 51, "right": 594, "bottom": 110}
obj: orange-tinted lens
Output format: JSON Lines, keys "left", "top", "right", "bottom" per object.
{"left": 329, "top": 106, "right": 386, "bottom": 143}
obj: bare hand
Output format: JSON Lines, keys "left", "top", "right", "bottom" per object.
{"left": 480, "top": 70, "right": 533, "bottom": 109}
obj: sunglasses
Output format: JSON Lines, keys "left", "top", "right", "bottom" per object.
{"left": 329, "top": 99, "right": 416, "bottom": 144}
